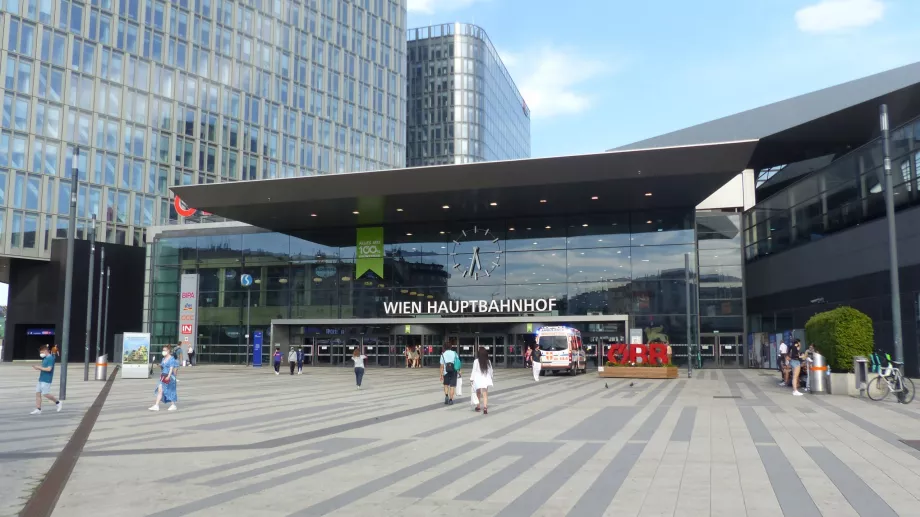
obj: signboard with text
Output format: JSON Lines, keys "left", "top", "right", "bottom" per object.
{"left": 178, "top": 274, "right": 199, "bottom": 354}
{"left": 253, "top": 331, "right": 263, "bottom": 367}
{"left": 383, "top": 298, "right": 558, "bottom": 316}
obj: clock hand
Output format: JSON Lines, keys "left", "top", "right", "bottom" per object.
{"left": 465, "top": 254, "right": 476, "bottom": 278}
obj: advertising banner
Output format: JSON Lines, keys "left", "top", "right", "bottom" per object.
{"left": 121, "top": 332, "right": 151, "bottom": 379}
{"left": 253, "top": 331, "right": 263, "bottom": 367}
{"left": 178, "top": 274, "right": 199, "bottom": 355}
{"left": 356, "top": 227, "right": 384, "bottom": 279}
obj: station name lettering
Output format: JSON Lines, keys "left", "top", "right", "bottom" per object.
{"left": 383, "top": 298, "right": 557, "bottom": 315}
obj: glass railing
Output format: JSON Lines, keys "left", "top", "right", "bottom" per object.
{"left": 744, "top": 114, "right": 920, "bottom": 261}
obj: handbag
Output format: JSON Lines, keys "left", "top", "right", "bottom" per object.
{"left": 160, "top": 373, "right": 170, "bottom": 384}
{"left": 471, "top": 390, "right": 479, "bottom": 406}
{"left": 456, "top": 374, "right": 463, "bottom": 396}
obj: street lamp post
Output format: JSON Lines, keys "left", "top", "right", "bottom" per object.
{"left": 102, "top": 266, "right": 111, "bottom": 356}
{"left": 82, "top": 215, "right": 96, "bottom": 381}
{"left": 880, "top": 104, "right": 905, "bottom": 372}
{"left": 59, "top": 149, "right": 79, "bottom": 400}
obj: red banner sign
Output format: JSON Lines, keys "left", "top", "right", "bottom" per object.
{"left": 607, "top": 343, "right": 669, "bottom": 365}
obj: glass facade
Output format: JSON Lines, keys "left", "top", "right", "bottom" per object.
{"left": 744, "top": 115, "right": 920, "bottom": 262}
{"left": 0, "top": 0, "right": 405, "bottom": 256}
{"left": 148, "top": 209, "right": 701, "bottom": 363}
{"left": 406, "top": 23, "right": 529, "bottom": 166}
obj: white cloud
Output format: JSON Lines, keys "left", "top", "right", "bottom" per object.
{"left": 501, "top": 47, "right": 608, "bottom": 119}
{"left": 795, "top": 0, "right": 885, "bottom": 33}
{"left": 407, "top": 0, "right": 482, "bottom": 14}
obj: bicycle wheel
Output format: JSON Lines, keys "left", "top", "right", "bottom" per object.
{"left": 867, "top": 375, "right": 890, "bottom": 401}
{"left": 898, "top": 377, "right": 915, "bottom": 404}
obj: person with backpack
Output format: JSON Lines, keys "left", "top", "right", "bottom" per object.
{"left": 439, "top": 342, "right": 461, "bottom": 405}
{"left": 531, "top": 343, "right": 543, "bottom": 381}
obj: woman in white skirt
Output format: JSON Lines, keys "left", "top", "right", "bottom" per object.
{"left": 470, "top": 348, "right": 494, "bottom": 414}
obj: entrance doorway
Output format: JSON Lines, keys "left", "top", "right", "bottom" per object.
{"left": 446, "top": 334, "right": 507, "bottom": 369}
{"left": 700, "top": 333, "right": 744, "bottom": 368}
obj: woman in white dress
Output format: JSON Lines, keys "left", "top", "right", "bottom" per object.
{"left": 470, "top": 348, "right": 494, "bottom": 414}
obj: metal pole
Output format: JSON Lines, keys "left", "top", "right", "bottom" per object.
{"left": 685, "top": 253, "right": 692, "bottom": 379}
{"left": 880, "top": 104, "right": 905, "bottom": 371}
{"left": 82, "top": 215, "right": 96, "bottom": 381}
{"left": 247, "top": 287, "right": 251, "bottom": 366}
{"left": 103, "top": 266, "right": 111, "bottom": 356}
{"left": 59, "top": 148, "right": 79, "bottom": 400}
{"left": 95, "top": 246, "right": 105, "bottom": 358}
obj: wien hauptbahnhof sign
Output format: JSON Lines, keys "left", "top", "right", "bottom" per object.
{"left": 383, "top": 298, "right": 558, "bottom": 316}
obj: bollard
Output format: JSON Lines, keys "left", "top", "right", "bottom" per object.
{"left": 94, "top": 354, "right": 108, "bottom": 380}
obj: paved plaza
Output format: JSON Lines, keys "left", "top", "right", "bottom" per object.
{"left": 3, "top": 364, "right": 920, "bottom": 516}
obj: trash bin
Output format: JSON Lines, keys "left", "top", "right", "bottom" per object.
{"left": 809, "top": 352, "right": 828, "bottom": 394}
{"left": 854, "top": 356, "right": 869, "bottom": 393}
{"left": 94, "top": 354, "right": 108, "bottom": 381}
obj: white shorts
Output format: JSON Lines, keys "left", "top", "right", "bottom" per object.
{"left": 36, "top": 381, "right": 51, "bottom": 394}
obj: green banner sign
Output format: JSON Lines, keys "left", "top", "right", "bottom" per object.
{"left": 356, "top": 227, "right": 384, "bottom": 279}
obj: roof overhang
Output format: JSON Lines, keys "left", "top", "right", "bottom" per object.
{"left": 172, "top": 140, "right": 757, "bottom": 234}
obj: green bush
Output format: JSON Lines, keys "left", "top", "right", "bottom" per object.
{"left": 805, "top": 306, "right": 874, "bottom": 373}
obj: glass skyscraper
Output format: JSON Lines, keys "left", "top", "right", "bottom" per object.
{"left": 0, "top": 0, "right": 406, "bottom": 257}
{"left": 406, "top": 23, "right": 529, "bottom": 167}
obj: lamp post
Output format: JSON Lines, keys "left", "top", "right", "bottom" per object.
{"left": 82, "top": 215, "right": 96, "bottom": 381}
{"left": 59, "top": 149, "right": 79, "bottom": 400}
{"left": 880, "top": 104, "right": 905, "bottom": 372}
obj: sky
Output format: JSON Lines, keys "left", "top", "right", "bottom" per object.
{"left": 407, "top": 0, "right": 920, "bottom": 158}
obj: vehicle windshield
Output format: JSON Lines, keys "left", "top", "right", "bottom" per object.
{"left": 538, "top": 335, "right": 569, "bottom": 351}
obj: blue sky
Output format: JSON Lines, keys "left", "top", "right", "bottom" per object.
{"left": 407, "top": 0, "right": 920, "bottom": 158}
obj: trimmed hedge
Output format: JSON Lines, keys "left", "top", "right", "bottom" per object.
{"left": 804, "top": 306, "right": 874, "bottom": 373}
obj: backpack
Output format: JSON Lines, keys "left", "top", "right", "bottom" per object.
{"left": 444, "top": 351, "right": 458, "bottom": 373}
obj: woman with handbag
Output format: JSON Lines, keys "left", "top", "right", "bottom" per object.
{"left": 469, "top": 348, "right": 494, "bottom": 414}
{"left": 149, "top": 345, "right": 179, "bottom": 411}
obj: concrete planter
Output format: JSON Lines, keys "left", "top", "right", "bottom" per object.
{"left": 598, "top": 367, "right": 678, "bottom": 379}
{"left": 826, "top": 372, "right": 860, "bottom": 396}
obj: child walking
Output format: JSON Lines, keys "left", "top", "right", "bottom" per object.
{"left": 470, "top": 348, "right": 494, "bottom": 414}
{"left": 273, "top": 348, "right": 282, "bottom": 375}
{"left": 31, "top": 345, "right": 62, "bottom": 414}
{"left": 352, "top": 348, "right": 367, "bottom": 389}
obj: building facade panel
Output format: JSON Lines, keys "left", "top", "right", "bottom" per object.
{"left": 406, "top": 23, "right": 529, "bottom": 166}
{"left": 0, "top": 0, "right": 406, "bottom": 257}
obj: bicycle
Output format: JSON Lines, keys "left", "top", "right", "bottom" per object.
{"left": 866, "top": 352, "right": 915, "bottom": 404}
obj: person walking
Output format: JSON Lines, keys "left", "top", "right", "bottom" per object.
{"left": 524, "top": 345, "right": 532, "bottom": 368}
{"left": 790, "top": 339, "right": 804, "bottom": 396}
{"left": 187, "top": 343, "right": 195, "bottom": 366}
{"left": 288, "top": 347, "right": 297, "bottom": 375}
{"left": 531, "top": 343, "right": 543, "bottom": 381}
{"left": 352, "top": 348, "right": 367, "bottom": 389}
{"left": 297, "top": 346, "right": 304, "bottom": 375}
{"left": 30, "top": 345, "right": 62, "bottom": 414}
{"left": 805, "top": 343, "right": 816, "bottom": 392}
{"left": 777, "top": 340, "right": 788, "bottom": 384}
{"left": 149, "top": 345, "right": 179, "bottom": 411}
{"left": 470, "top": 348, "right": 494, "bottom": 414}
{"left": 273, "top": 347, "right": 282, "bottom": 375}
{"left": 440, "top": 343, "right": 460, "bottom": 405}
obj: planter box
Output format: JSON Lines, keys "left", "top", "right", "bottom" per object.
{"left": 599, "top": 367, "right": 678, "bottom": 379}
{"left": 827, "top": 372, "right": 860, "bottom": 396}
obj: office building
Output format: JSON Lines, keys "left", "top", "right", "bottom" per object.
{"left": 0, "top": 0, "right": 406, "bottom": 360}
{"left": 406, "top": 23, "right": 529, "bottom": 166}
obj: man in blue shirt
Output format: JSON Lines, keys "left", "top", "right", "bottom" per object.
{"left": 439, "top": 342, "right": 460, "bottom": 405}
{"left": 31, "top": 344, "right": 62, "bottom": 414}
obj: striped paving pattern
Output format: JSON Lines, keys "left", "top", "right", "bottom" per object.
{"left": 2, "top": 364, "right": 920, "bottom": 516}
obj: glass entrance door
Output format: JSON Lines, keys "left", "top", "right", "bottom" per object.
{"left": 364, "top": 336, "right": 390, "bottom": 367}
{"left": 700, "top": 333, "right": 744, "bottom": 368}
{"left": 475, "top": 335, "right": 507, "bottom": 368}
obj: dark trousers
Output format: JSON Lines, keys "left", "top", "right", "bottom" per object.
{"left": 355, "top": 367, "right": 365, "bottom": 386}
{"left": 290, "top": 361, "right": 295, "bottom": 375}
{"left": 188, "top": 352, "right": 194, "bottom": 366}
{"left": 274, "top": 361, "right": 280, "bottom": 373}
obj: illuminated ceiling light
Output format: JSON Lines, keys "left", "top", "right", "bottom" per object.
{"left": 591, "top": 196, "right": 599, "bottom": 200}
{"left": 278, "top": 278, "right": 289, "bottom": 284}
{"left": 310, "top": 213, "right": 317, "bottom": 217}
{"left": 645, "top": 192, "right": 653, "bottom": 197}
{"left": 646, "top": 220, "right": 653, "bottom": 224}
{"left": 582, "top": 223, "right": 588, "bottom": 227}
{"left": 406, "top": 232, "right": 413, "bottom": 236}
{"left": 396, "top": 208, "right": 404, "bottom": 212}
{"left": 313, "top": 277, "right": 322, "bottom": 282}
{"left": 400, "top": 289, "right": 408, "bottom": 293}
{"left": 442, "top": 205, "right": 450, "bottom": 209}
{"left": 439, "top": 231, "right": 445, "bottom": 234}
{"left": 539, "top": 199, "right": 547, "bottom": 203}
{"left": 508, "top": 227, "right": 515, "bottom": 231}
{"left": 490, "top": 202, "right": 498, "bottom": 206}
{"left": 545, "top": 226, "right": 551, "bottom": 229}
{"left": 341, "top": 276, "right": 352, "bottom": 281}
{"left": 353, "top": 211, "right": 360, "bottom": 215}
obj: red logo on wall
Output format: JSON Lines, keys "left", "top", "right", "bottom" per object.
{"left": 607, "top": 343, "right": 669, "bottom": 365}
{"left": 181, "top": 324, "right": 193, "bottom": 335}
